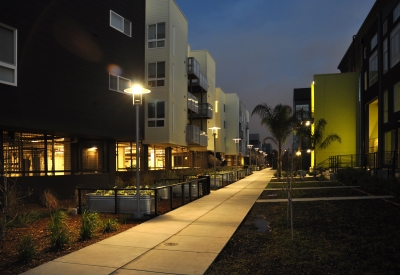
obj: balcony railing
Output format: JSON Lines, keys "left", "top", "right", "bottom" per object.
{"left": 192, "top": 103, "right": 213, "bottom": 119}
{"left": 187, "top": 57, "right": 208, "bottom": 92}
{"left": 187, "top": 92, "right": 198, "bottom": 113}
{"left": 186, "top": 125, "right": 207, "bottom": 147}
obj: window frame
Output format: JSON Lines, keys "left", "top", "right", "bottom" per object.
{"left": 0, "top": 22, "right": 17, "bottom": 86}
{"left": 390, "top": 22, "right": 400, "bottom": 68}
{"left": 110, "top": 10, "right": 131, "bottom": 37}
{"left": 394, "top": 81, "right": 400, "bottom": 113}
{"left": 147, "top": 22, "right": 166, "bottom": 49}
{"left": 147, "top": 61, "right": 166, "bottom": 88}
{"left": 394, "top": 2, "right": 400, "bottom": 23}
{"left": 109, "top": 74, "right": 131, "bottom": 93}
{"left": 369, "top": 50, "right": 378, "bottom": 86}
{"left": 147, "top": 101, "right": 166, "bottom": 128}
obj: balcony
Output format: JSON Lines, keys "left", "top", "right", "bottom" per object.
{"left": 187, "top": 57, "right": 208, "bottom": 93}
{"left": 191, "top": 103, "right": 213, "bottom": 119}
{"left": 186, "top": 125, "right": 208, "bottom": 147}
{"left": 187, "top": 92, "right": 198, "bottom": 113}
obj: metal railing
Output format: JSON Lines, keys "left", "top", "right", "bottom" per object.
{"left": 77, "top": 178, "right": 207, "bottom": 216}
{"left": 328, "top": 151, "right": 399, "bottom": 178}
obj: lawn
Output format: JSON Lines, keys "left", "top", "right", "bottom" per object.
{"left": 205, "top": 181, "right": 400, "bottom": 275}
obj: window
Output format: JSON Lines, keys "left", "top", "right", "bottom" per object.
{"left": 369, "top": 50, "right": 378, "bottom": 86}
{"left": 384, "top": 38, "right": 388, "bottom": 74}
{"left": 383, "top": 19, "right": 388, "bottom": 35}
{"left": 0, "top": 23, "right": 17, "bottom": 86}
{"left": 371, "top": 33, "right": 377, "bottom": 49}
{"left": 109, "top": 74, "right": 131, "bottom": 92}
{"left": 390, "top": 22, "right": 400, "bottom": 68}
{"left": 148, "top": 23, "right": 165, "bottom": 48}
{"left": 148, "top": 62, "right": 165, "bottom": 87}
{"left": 148, "top": 101, "right": 165, "bottom": 127}
{"left": 394, "top": 2, "right": 400, "bottom": 22}
{"left": 384, "top": 90, "right": 388, "bottom": 123}
{"left": 394, "top": 81, "right": 400, "bottom": 112}
{"left": 110, "top": 11, "right": 131, "bottom": 36}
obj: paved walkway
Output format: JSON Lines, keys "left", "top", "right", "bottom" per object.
{"left": 22, "top": 169, "right": 275, "bottom": 275}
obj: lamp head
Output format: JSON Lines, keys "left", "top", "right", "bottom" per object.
{"left": 124, "top": 84, "right": 151, "bottom": 105}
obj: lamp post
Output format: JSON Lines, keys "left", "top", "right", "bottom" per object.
{"left": 233, "top": 138, "right": 241, "bottom": 169}
{"left": 124, "top": 84, "right": 151, "bottom": 220}
{"left": 247, "top": 144, "right": 253, "bottom": 167}
{"left": 209, "top": 126, "right": 220, "bottom": 189}
{"left": 259, "top": 151, "right": 263, "bottom": 167}
{"left": 254, "top": 147, "right": 259, "bottom": 168}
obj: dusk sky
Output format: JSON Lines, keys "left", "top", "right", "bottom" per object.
{"left": 175, "top": 0, "right": 376, "bottom": 148}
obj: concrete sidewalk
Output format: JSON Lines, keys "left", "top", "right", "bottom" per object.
{"left": 22, "top": 169, "right": 274, "bottom": 275}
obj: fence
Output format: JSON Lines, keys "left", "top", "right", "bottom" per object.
{"left": 328, "top": 151, "right": 399, "bottom": 178}
{"left": 77, "top": 177, "right": 207, "bottom": 216}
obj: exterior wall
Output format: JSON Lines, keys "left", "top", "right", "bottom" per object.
{"left": 0, "top": 0, "right": 145, "bottom": 140}
{"left": 215, "top": 88, "right": 226, "bottom": 153}
{"left": 0, "top": 0, "right": 145, "bottom": 193}
{"left": 313, "top": 72, "right": 359, "bottom": 165}
{"left": 225, "top": 93, "right": 240, "bottom": 156}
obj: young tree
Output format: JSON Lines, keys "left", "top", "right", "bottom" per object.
{"left": 297, "top": 118, "right": 341, "bottom": 176}
{"left": 251, "top": 103, "right": 298, "bottom": 178}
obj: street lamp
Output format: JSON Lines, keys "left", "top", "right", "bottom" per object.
{"left": 254, "top": 147, "right": 259, "bottom": 168}
{"left": 209, "top": 126, "right": 220, "bottom": 189}
{"left": 259, "top": 151, "right": 263, "bottom": 167}
{"left": 124, "top": 84, "right": 151, "bottom": 219}
{"left": 233, "top": 138, "right": 241, "bottom": 169}
{"left": 247, "top": 144, "right": 253, "bottom": 167}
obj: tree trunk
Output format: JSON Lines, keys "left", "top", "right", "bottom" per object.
{"left": 278, "top": 142, "right": 282, "bottom": 178}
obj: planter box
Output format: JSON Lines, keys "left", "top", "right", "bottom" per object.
{"left": 172, "top": 181, "right": 202, "bottom": 198}
{"left": 86, "top": 194, "right": 155, "bottom": 214}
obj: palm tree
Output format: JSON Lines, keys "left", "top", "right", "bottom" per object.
{"left": 297, "top": 118, "right": 341, "bottom": 176}
{"left": 252, "top": 103, "right": 298, "bottom": 178}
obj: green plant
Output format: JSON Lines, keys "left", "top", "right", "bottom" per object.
{"left": 11, "top": 210, "right": 42, "bottom": 227}
{"left": 102, "top": 218, "right": 118, "bottom": 233}
{"left": 17, "top": 235, "right": 36, "bottom": 262}
{"left": 80, "top": 211, "right": 99, "bottom": 240}
{"left": 49, "top": 210, "right": 70, "bottom": 250}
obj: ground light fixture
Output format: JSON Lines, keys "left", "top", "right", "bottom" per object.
{"left": 209, "top": 126, "right": 220, "bottom": 189}
{"left": 247, "top": 144, "right": 253, "bottom": 167}
{"left": 233, "top": 138, "right": 241, "bottom": 170}
{"left": 124, "top": 84, "right": 151, "bottom": 219}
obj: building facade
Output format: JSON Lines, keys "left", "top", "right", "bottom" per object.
{"left": 338, "top": 0, "right": 400, "bottom": 169}
{"left": 0, "top": 0, "right": 146, "bottom": 198}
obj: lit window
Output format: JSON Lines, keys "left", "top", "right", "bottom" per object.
{"left": 390, "top": 22, "right": 400, "bottom": 68}
{"left": 148, "top": 101, "right": 165, "bottom": 127}
{"left": 110, "top": 10, "right": 131, "bottom": 36}
{"left": 369, "top": 50, "right": 378, "bottom": 86}
{"left": 0, "top": 23, "right": 17, "bottom": 86}
{"left": 384, "top": 90, "right": 388, "bottom": 123}
{"left": 109, "top": 74, "right": 131, "bottom": 92}
{"left": 148, "top": 62, "right": 165, "bottom": 87}
{"left": 148, "top": 23, "right": 165, "bottom": 48}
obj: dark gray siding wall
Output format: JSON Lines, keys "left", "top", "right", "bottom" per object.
{"left": 0, "top": 0, "right": 146, "bottom": 140}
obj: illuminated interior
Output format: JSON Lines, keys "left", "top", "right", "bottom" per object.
{"left": 368, "top": 99, "right": 378, "bottom": 153}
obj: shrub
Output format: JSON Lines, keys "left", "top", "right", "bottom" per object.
{"left": 80, "top": 211, "right": 99, "bottom": 240}
{"left": 102, "top": 218, "right": 118, "bottom": 233}
{"left": 49, "top": 210, "right": 70, "bottom": 250}
{"left": 40, "top": 189, "right": 59, "bottom": 210}
{"left": 17, "top": 235, "right": 36, "bottom": 262}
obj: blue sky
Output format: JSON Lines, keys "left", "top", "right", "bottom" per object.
{"left": 174, "top": 0, "right": 376, "bottom": 147}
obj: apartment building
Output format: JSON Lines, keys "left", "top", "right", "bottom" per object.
{"left": 144, "top": 0, "right": 250, "bottom": 169}
{"left": 0, "top": 0, "right": 146, "bottom": 198}
{"left": 338, "top": 0, "right": 400, "bottom": 170}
